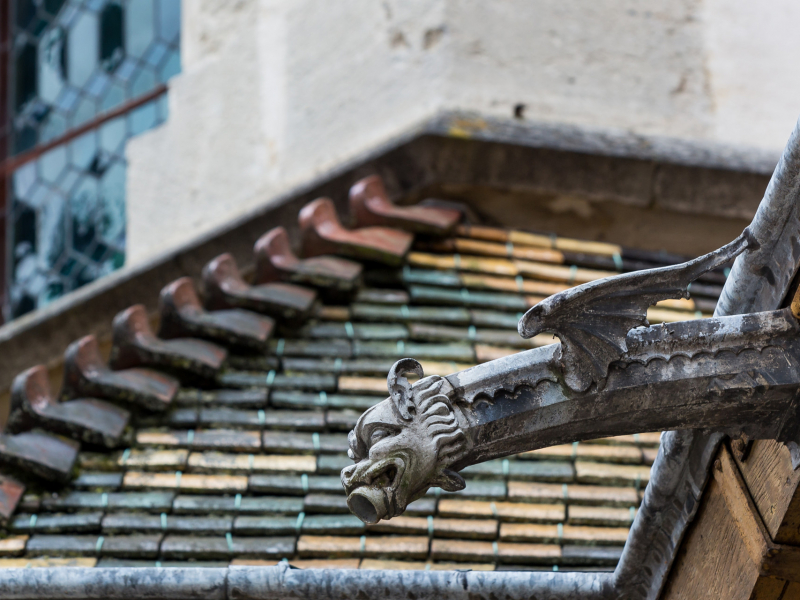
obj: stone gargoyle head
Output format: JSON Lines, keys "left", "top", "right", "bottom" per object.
{"left": 341, "top": 358, "right": 467, "bottom": 524}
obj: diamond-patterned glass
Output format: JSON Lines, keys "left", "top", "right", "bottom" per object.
{"left": 5, "top": 0, "right": 181, "bottom": 320}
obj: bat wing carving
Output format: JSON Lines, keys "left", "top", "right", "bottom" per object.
{"left": 518, "top": 229, "right": 756, "bottom": 392}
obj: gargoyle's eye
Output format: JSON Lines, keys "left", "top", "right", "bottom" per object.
{"left": 369, "top": 428, "right": 392, "bottom": 447}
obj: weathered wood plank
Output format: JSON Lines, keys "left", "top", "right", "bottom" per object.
{"left": 661, "top": 476, "right": 760, "bottom": 600}
{"left": 715, "top": 446, "right": 773, "bottom": 565}
{"left": 734, "top": 439, "right": 800, "bottom": 544}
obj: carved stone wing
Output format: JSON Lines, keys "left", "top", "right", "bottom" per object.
{"left": 518, "top": 228, "right": 756, "bottom": 392}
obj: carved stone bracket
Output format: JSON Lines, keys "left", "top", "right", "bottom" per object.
{"left": 343, "top": 230, "right": 800, "bottom": 526}
{"left": 341, "top": 358, "right": 467, "bottom": 524}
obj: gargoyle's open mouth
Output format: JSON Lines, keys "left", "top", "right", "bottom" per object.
{"left": 345, "top": 457, "right": 406, "bottom": 524}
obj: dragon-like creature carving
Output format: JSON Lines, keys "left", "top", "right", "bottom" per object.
{"left": 342, "top": 227, "right": 800, "bottom": 524}
{"left": 341, "top": 359, "right": 467, "bottom": 524}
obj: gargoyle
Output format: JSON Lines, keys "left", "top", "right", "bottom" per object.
{"left": 343, "top": 228, "right": 800, "bottom": 523}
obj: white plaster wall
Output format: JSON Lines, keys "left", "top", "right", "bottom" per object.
{"left": 126, "top": 0, "right": 800, "bottom": 266}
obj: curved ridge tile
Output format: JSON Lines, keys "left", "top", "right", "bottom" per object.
{"left": 159, "top": 277, "right": 274, "bottom": 353}
{"left": 7, "top": 366, "right": 129, "bottom": 448}
{"left": 349, "top": 175, "right": 461, "bottom": 235}
{"left": 254, "top": 226, "right": 362, "bottom": 293}
{"left": 110, "top": 305, "right": 227, "bottom": 382}
{"left": 299, "top": 197, "right": 413, "bottom": 266}
{"left": 202, "top": 253, "right": 317, "bottom": 321}
{"left": 62, "top": 335, "right": 178, "bottom": 412}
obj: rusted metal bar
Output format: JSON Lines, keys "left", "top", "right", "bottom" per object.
{"left": 0, "top": 83, "right": 168, "bottom": 177}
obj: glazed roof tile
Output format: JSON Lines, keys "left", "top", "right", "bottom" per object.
{"left": 0, "top": 175, "right": 729, "bottom": 572}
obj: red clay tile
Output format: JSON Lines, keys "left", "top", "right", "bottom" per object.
{"left": 349, "top": 175, "right": 461, "bottom": 235}
{"left": 109, "top": 305, "right": 227, "bottom": 381}
{"left": 0, "top": 475, "right": 25, "bottom": 524}
{"left": 7, "top": 365, "right": 129, "bottom": 448}
{"left": 62, "top": 335, "right": 179, "bottom": 412}
{"left": 299, "top": 197, "right": 412, "bottom": 266}
{"left": 254, "top": 226, "right": 362, "bottom": 291}
{"left": 159, "top": 277, "right": 274, "bottom": 352}
{"left": 202, "top": 253, "right": 317, "bottom": 321}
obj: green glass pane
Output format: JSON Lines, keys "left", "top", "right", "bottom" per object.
{"left": 99, "top": 160, "right": 126, "bottom": 246}
{"left": 99, "top": 115, "right": 126, "bottom": 154}
{"left": 129, "top": 100, "right": 156, "bottom": 136}
{"left": 130, "top": 67, "right": 156, "bottom": 97}
{"left": 43, "top": 0, "right": 67, "bottom": 17}
{"left": 125, "top": 0, "right": 155, "bottom": 59}
{"left": 158, "top": 49, "right": 179, "bottom": 82}
{"left": 59, "top": 167, "right": 81, "bottom": 196}
{"left": 70, "top": 95, "right": 96, "bottom": 128}
{"left": 157, "top": 0, "right": 180, "bottom": 42}
{"left": 40, "top": 111, "right": 68, "bottom": 143}
{"left": 38, "top": 191, "right": 67, "bottom": 268}
{"left": 12, "top": 163, "right": 37, "bottom": 199}
{"left": 15, "top": 43, "right": 38, "bottom": 111}
{"left": 70, "top": 130, "right": 98, "bottom": 168}
{"left": 39, "top": 145, "right": 68, "bottom": 185}
{"left": 38, "top": 27, "right": 68, "bottom": 104}
{"left": 67, "top": 9, "right": 98, "bottom": 87}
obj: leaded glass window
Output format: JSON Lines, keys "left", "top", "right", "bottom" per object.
{"left": 1, "top": 0, "right": 181, "bottom": 321}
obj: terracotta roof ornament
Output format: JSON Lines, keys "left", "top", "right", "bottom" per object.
{"left": 299, "top": 197, "right": 414, "bottom": 266}
{"left": 62, "top": 335, "right": 179, "bottom": 412}
{"left": 159, "top": 277, "right": 275, "bottom": 353}
{"left": 349, "top": 175, "right": 462, "bottom": 235}
{"left": 254, "top": 226, "right": 363, "bottom": 294}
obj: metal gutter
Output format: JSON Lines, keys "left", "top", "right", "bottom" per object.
{"left": 0, "top": 563, "right": 615, "bottom": 600}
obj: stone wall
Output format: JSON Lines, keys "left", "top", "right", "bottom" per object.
{"left": 125, "top": 0, "right": 800, "bottom": 266}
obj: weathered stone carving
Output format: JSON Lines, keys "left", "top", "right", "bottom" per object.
{"left": 341, "top": 359, "right": 467, "bottom": 524}
{"left": 343, "top": 228, "right": 800, "bottom": 524}
{"left": 517, "top": 228, "right": 754, "bottom": 392}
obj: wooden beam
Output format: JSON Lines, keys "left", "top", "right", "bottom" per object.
{"left": 714, "top": 445, "right": 775, "bottom": 565}
{"left": 734, "top": 439, "right": 800, "bottom": 544}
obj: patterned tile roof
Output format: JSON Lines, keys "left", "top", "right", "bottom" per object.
{"left": 0, "top": 174, "right": 726, "bottom": 572}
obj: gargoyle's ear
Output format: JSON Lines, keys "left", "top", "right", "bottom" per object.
{"left": 387, "top": 358, "right": 424, "bottom": 421}
{"left": 431, "top": 468, "right": 466, "bottom": 492}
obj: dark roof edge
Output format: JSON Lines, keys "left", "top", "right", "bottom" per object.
{"left": 0, "top": 564, "right": 615, "bottom": 600}
{"left": 430, "top": 111, "right": 781, "bottom": 174}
